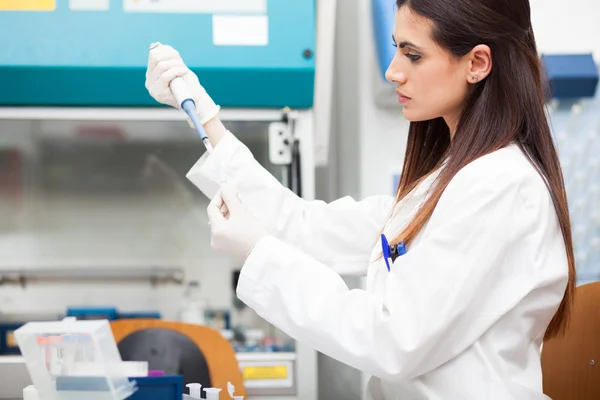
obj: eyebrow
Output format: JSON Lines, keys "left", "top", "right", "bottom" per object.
{"left": 392, "top": 34, "right": 423, "bottom": 50}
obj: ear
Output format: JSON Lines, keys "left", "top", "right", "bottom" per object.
{"left": 466, "top": 44, "right": 492, "bottom": 84}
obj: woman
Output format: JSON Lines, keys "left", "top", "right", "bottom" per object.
{"left": 145, "top": 0, "right": 575, "bottom": 398}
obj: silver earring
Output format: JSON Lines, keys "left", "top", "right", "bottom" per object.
{"left": 471, "top": 75, "right": 479, "bottom": 81}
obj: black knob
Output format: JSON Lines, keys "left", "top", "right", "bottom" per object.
{"left": 303, "top": 49, "right": 313, "bottom": 59}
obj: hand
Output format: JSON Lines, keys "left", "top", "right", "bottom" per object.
{"left": 207, "top": 183, "right": 268, "bottom": 260}
{"left": 145, "top": 43, "right": 220, "bottom": 125}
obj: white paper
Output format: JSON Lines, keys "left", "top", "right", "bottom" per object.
{"left": 212, "top": 15, "right": 268, "bottom": 46}
{"left": 123, "top": 0, "right": 266, "bottom": 14}
{"left": 70, "top": 0, "right": 109, "bottom": 11}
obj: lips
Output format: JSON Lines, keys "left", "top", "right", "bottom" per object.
{"left": 397, "top": 90, "right": 411, "bottom": 104}
{"left": 396, "top": 90, "right": 411, "bottom": 99}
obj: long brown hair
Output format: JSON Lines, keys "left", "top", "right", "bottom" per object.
{"left": 393, "top": 0, "right": 575, "bottom": 340}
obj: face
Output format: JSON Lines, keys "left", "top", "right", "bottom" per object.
{"left": 385, "top": 6, "right": 475, "bottom": 130}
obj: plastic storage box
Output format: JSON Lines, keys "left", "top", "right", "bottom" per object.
{"left": 14, "top": 318, "right": 136, "bottom": 400}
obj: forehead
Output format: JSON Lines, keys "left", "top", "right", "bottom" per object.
{"left": 393, "top": 6, "right": 434, "bottom": 46}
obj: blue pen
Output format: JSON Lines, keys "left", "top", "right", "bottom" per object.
{"left": 381, "top": 234, "right": 392, "bottom": 272}
{"left": 381, "top": 233, "right": 406, "bottom": 272}
{"left": 395, "top": 241, "right": 407, "bottom": 257}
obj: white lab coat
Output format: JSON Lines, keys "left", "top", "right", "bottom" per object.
{"left": 186, "top": 130, "right": 568, "bottom": 400}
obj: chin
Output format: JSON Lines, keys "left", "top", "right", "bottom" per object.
{"left": 402, "top": 108, "right": 425, "bottom": 122}
{"left": 402, "top": 107, "right": 439, "bottom": 122}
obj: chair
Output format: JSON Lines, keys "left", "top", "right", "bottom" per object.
{"left": 111, "top": 319, "right": 246, "bottom": 398}
{"left": 541, "top": 281, "right": 600, "bottom": 399}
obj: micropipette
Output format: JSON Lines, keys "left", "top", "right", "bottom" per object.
{"left": 149, "top": 41, "right": 228, "bottom": 217}
{"left": 149, "top": 42, "right": 214, "bottom": 154}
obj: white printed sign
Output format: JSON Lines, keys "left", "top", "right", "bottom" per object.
{"left": 123, "top": 0, "right": 266, "bottom": 14}
{"left": 212, "top": 15, "right": 268, "bottom": 46}
{"left": 70, "top": 0, "right": 109, "bottom": 11}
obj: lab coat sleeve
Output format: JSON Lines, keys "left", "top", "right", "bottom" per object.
{"left": 187, "top": 130, "right": 394, "bottom": 275}
{"left": 236, "top": 167, "right": 556, "bottom": 381}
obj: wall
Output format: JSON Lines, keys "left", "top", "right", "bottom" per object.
{"left": 531, "top": 0, "right": 600, "bottom": 59}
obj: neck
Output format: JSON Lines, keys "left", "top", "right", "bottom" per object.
{"left": 444, "top": 112, "right": 461, "bottom": 140}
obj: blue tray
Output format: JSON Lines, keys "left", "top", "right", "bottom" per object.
{"left": 56, "top": 375, "right": 184, "bottom": 400}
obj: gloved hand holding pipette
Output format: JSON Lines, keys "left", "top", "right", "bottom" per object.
{"left": 146, "top": 43, "right": 227, "bottom": 186}
{"left": 145, "top": 43, "right": 225, "bottom": 155}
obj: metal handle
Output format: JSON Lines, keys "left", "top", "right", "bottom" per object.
{"left": 0, "top": 267, "right": 184, "bottom": 287}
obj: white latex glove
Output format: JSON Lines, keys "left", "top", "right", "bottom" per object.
{"left": 207, "top": 183, "right": 268, "bottom": 260}
{"left": 145, "top": 42, "right": 220, "bottom": 125}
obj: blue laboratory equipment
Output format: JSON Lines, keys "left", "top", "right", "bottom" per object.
{"left": 66, "top": 307, "right": 119, "bottom": 321}
{"left": 370, "top": 0, "right": 408, "bottom": 108}
{"left": 53, "top": 366, "right": 186, "bottom": 399}
{"left": 0, "top": 1, "right": 316, "bottom": 108}
{"left": 542, "top": 54, "right": 599, "bottom": 100}
{"left": 127, "top": 375, "right": 184, "bottom": 400}
{"left": 372, "top": 0, "right": 396, "bottom": 82}
{"left": 66, "top": 307, "right": 161, "bottom": 321}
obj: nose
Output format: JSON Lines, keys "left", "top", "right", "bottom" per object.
{"left": 385, "top": 54, "right": 407, "bottom": 85}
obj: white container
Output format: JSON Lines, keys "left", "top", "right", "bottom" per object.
{"left": 204, "top": 387, "right": 222, "bottom": 400}
{"left": 14, "top": 318, "right": 136, "bottom": 400}
{"left": 23, "top": 385, "right": 40, "bottom": 400}
{"left": 179, "top": 280, "right": 207, "bottom": 325}
{"left": 186, "top": 383, "right": 202, "bottom": 399}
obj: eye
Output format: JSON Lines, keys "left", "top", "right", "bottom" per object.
{"left": 392, "top": 42, "right": 398, "bottom": 48}
{"left": 405, "top": 54, "right": 421, "bottom": 62}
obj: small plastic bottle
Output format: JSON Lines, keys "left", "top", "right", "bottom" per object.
{"left": 186, "top": 383, "right": 202, "bottom": 399}
{"left": 179, "top": 280, "right": 207, "bottom": 325}
{"left": 22, "top": 385, "right": 39, "bottom": 400}
{"left": 204, "top": 387, "right": 222, "bottom": 400}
